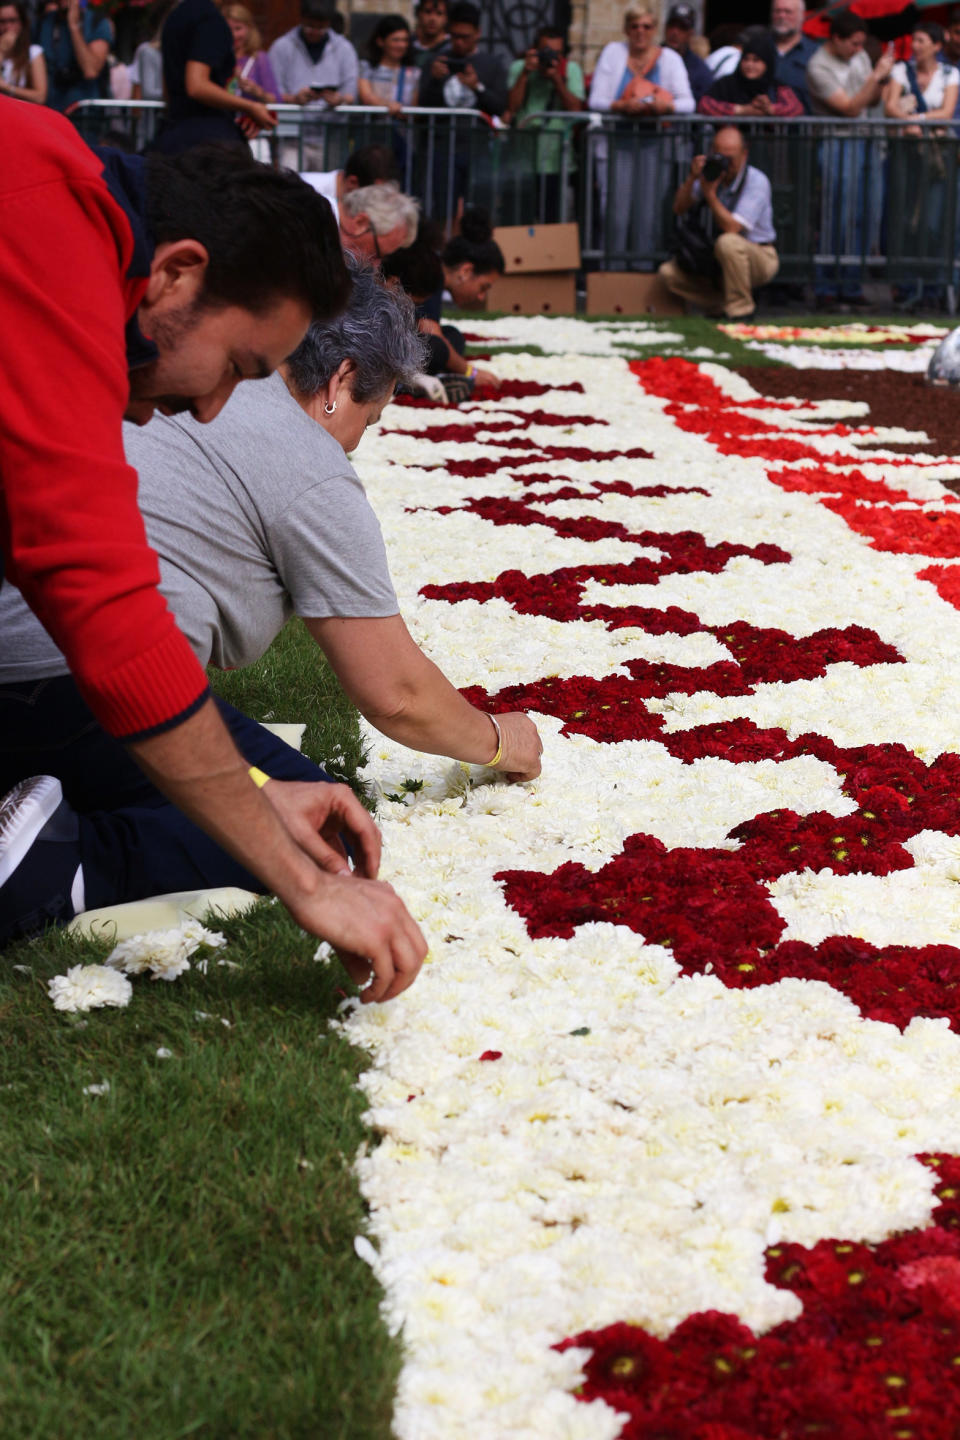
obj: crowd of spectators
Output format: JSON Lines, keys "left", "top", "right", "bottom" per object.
{"left": 7, "top": 0, "right": 960, "bottom": 312}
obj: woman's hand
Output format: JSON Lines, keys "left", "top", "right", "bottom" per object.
{"left": 488, "top": 711, "right": 543, "bottom": 783}
{"left": 238, "top": 100, "right": 277, "bottom": 136}
{"left": 386, "top": 98, "right": 404, "bottom": 116}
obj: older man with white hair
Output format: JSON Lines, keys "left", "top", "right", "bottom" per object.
{"left": 337, "top": 182, "right": 419, "bottom": 262}
{"left": 771, "top": 0, "right": 816, "bottom": 111}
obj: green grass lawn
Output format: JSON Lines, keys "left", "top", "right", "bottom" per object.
{"left": 0, "top": 626, "right": 399, "bottom": 1439}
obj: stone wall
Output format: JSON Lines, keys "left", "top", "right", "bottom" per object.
{"left": 261, "top": 0, "right": 707, "bottom": 73}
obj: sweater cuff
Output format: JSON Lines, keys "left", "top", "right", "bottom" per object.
{"left": 74, "top": 627, "right": 211, "bottom": 742}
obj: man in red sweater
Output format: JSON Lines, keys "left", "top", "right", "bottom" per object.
{"left": 0, "top": 100, "right": 427, "bottom": 1002}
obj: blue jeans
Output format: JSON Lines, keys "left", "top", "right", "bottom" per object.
{"left": 0, "top": 675, "right": 334, "bottom": 909}
{"left": 815, "top": 136, "right": 880, "bottom": 300}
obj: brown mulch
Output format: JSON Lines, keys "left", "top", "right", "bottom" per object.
{"left": 734, "top": 366, "right": 960, "bottom": 460}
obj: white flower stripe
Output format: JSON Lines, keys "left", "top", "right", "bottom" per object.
{"left": 343, "top": 324, "right": 960, "bottom": 1439}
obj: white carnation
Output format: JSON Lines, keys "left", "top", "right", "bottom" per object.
{"left": 48, "top": 965, "right": 132, "bottom": 1013}
{"left": 105, "top": 920, "right": 226, "bottom": 982}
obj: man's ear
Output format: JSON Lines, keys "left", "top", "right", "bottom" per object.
{"left": 141, "top": 239, "right": 210, "bottom": 315}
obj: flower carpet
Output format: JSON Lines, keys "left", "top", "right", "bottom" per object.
{"left": 344, "top": 322, "right": 960, "bottom": 1439}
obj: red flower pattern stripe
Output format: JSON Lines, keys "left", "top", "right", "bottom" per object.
{"left": 555, "top": 1154, "right": 960, "bottom": 1440}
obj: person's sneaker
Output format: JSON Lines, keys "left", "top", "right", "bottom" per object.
{"left": 439, "top": 372, "right": 475, "bottom": 405}
{"left": 0, "top": 776, "right": 83, "bottom": 946}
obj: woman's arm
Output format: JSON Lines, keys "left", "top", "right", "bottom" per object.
{"left": 306, "top": 613, "right": 542, "bottom": 781}
{"left": 770, "top": 84, "right": 803, "bottom": 116}
{"left": 924, "top": 79, "right": 958, "bottom": 121}
{"left": 880, "top": 75, "right": 903, "bottom": 118}
{"left": 185, "top": 58, "right": 276, "bottom": 127}
{"left": 588, "top": 42, "right": 622, "bottom": 111}
{"left": 357, "top": 75, "right": 381, "bottom": 106}
{"left": 663, "top": 48, "right": 694, "bottom": 114}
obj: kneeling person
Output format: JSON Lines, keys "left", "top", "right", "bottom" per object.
{"left": 658, "top": 124, "right": 778, "bottom": 321}
{"left": 0, "top": 261, "right": 541, "bottom": 955}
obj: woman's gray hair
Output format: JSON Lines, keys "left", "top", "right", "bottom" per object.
{"left": 286, "top": 254, "right": 427, "bottom": 403}
{"left": 341, "top": 182, "right": 419, "bottom": 246}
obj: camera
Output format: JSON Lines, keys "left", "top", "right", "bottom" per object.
{"left": 537, "top": 47, "right": 559, "bottom": 71}
{"left": 702, "top": 154, "right": 731, "bottom": 183}
{"left": 446, "top": 56, "right": 467, "bottom": 73}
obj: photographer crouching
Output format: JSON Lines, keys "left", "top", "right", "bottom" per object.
{"left": 658, "top": 124, "right": 778, "bottom": 321}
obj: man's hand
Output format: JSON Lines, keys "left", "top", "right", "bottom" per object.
{"left": 66, "top": 0, "right": 80, "bottom": 27}
{"left": 293, "top": 85, "right": 316, "bottom": 104}
{"left": 523, "top": 46, "right": 539, "bottom": 73}
{"left": 262, "top": 778, "right": 381, "bottom": 878}
{"left": 472, "top": 364, "right": 501, "bottom": 390}
{"left": 874, "top": 46, "right": 895, "bottom": 83}
{"left": 490, "top": 711, "right": 543, "bottom": 783}
{"left": 689, "top": 152, "right": 707, "bottom": 180}
{"left": 430, "top": 55, "right": 449, "bottom": 80}
{"left": 461, "top": 62, "right": 479, "bottom": 90}
{"left": 293, "top": 871, "right": 427, "bottom": 1004}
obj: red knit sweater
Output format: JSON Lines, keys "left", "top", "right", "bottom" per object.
{"left": 0, "top": 100, "right": 209, "bottom": 740}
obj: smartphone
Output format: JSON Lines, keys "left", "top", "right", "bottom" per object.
{"left": 445, "top": 57, "right": 467, "bottom": 74}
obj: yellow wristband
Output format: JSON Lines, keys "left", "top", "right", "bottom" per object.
{"left": 486, "top": 715, "right": 503, "bottom": 768}
{"left": 248, "top": 765, "right": 271, "bottom": 788}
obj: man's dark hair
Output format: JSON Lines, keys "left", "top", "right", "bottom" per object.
{"left": 381, "top": 219, "right": 445, "bottom": 299}
{"left": 145, "top": 148, "right": 351, "bottom": 321}
{"left": 534, "top": 24, "right": 566, "bottom": 48}
{"left": 829, "top": 9, "right": 867, "bottom": 40}
{"left": 301, "top": 0, "right": 336, "bottom": 21}
{"left": 950, "top": 5, "right": 960, "bottom": 25}
{"left": 344, "top": 143, "right": 399, "bottom": 187}
{"left": 416, "top": 0, "right": 447, "bottom": 10}
{"left": 442, "top": 206, "right": 505, "bottom": 275}
{"left": 449, "top": 2, "right": 480, "bottom": 29}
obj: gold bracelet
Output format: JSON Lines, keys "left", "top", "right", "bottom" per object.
{"left": 486, "top": 714, "right": 503, "bottom": 767}
{"left": 248, "top": 765, "right": 271, "bottom": 788}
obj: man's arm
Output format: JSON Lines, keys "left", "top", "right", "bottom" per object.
{"left": 701, "top": 175, "right": 745, "bottom": 234}
{"left": 673, "top": 153, "right": 705, "bottom": 214}
{"left": 813, "top": 50, "right": 894, "bottom": 117}
{"left": 507, "top": 52, "right": 534, "bottom": 114}
{"left": 468, "top": 52, "right": 508, "bottom": 116}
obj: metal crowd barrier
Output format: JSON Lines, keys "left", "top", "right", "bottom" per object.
{"left": 68, "top": 101, "right": 960, "bottom": 300}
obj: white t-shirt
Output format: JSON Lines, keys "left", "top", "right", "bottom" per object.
{"left": 300, "top": 169, "right": 340, "bottom": 225}
{"left": 890, "top": 59, "right": 959, "bottom": 110}
{"left": 1, "top": 44, "right": 41, "bottom": 86}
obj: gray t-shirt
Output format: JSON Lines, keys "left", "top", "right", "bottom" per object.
{"left": 0, "top": 372, "right": 398, "bottom": 679}
{"left": 808, "top": 43, "right": 880, "bottom": 117}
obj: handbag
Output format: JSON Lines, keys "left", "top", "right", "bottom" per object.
{"left": 672, "top": 210, "right": 720, "bottom": 278}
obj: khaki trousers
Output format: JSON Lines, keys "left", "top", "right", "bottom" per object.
{"left": 659, "top": 234, "right": 779, "bottom": 318}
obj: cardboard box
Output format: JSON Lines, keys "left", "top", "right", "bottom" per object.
{"left": 484, "top": 272, "right": 576, "bottom": 316}
{"left": 493, "top": 223, "right": 581, "bottom": 274}
{"left": 586, "top": 272, "right": 684, "bottom": 317}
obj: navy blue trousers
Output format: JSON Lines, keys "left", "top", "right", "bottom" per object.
{"left": 0, "top": 675, "right": 332, "bottom": 909}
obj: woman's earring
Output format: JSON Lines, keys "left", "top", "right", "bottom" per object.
{"left": 324, "top": 400, "right": 337, "bottom": 415}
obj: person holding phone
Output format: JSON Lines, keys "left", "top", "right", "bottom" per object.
{"left": 658, "top": 123, "right": 779, "bottom": 321}
{"left": 417, "top": 1, "right": 507, "bottom": 117}
{"left": 269, "top": 0, "right": 358, "bottom": 107}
